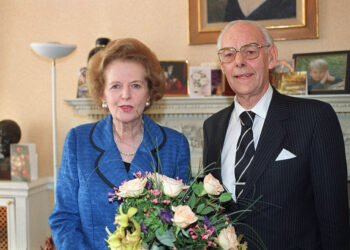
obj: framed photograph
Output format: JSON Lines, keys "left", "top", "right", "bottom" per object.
{"left": 211, "top": 69, "right": 225, "bottom": 95}
{"left": 272, "top": 59, "right": 294, "bottom": 73}
{"left": 293, "top": 51, "right": 350, "bottom": 95}
{"left": 270, "top": 71, "right": 307, "bottom": 95}
{"left": 188, "top": 0, "right": 318, "bottom": 45}
{"left": 10, "top": 144, "right": 38, "bottom": 182}
{"left": 160, "top": 61, "right": 189, "bottom": 96}
{"left": 189, "top": 66, "right": 211, "bottom": 97}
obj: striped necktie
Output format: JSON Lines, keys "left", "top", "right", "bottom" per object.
{"left": 235, "top": 111, "right": 255, "bottom": 199}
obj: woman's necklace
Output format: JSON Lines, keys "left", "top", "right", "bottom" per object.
{"left": 119, "top": 149, "right": 136, "bottom": 156}
{"left": 114, "top": 126, "right": 144, "bottom": 157}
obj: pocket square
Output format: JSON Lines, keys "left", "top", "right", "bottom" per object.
{"left": 275, "top": 148, "right": 296, "bottom": 161}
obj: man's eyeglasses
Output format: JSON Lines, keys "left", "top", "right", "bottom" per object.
{"left": 217, "top": 43, "right": 270, "bottom": 63}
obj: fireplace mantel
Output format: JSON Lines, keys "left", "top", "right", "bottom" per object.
{"left": 65, "top": 95, "right": 350, "bottom": 178}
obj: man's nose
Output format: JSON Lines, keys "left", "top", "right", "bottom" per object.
{"left": 234, "top": 52, "right": 245, "bottom": 67}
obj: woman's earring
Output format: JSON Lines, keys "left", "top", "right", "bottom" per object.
{"left": 145, "top": 101, "right": 150, "bottom": 107}
{"left": 102, "top": 103, "right": 108, "bottom": 109}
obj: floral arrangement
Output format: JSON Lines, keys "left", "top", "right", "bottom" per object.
{"left": 106, "top": 171, "right": 249, "bottom": 250}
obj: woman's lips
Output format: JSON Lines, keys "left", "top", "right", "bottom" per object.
{"left": 119, "top": 105, "right": 134, "bottom": 112}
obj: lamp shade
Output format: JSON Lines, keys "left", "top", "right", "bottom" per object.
{"left": 30, "top": 42, "right": 76, "bottom": 59}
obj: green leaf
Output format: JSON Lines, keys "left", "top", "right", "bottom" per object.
{"left": 188, "top": 192, "right": 196, "bottom": 208}
{"left": 155, "top": 228, "right": 176, "bottom": 247}
{"left": 199, "top": 206, "right": 214, "bottom": 215}
{"left": 193, "top": 182, "right": 204, "bottom": 195}
{"left": 219, "top": 192, "right": 232, "bottom": 202}
{"left": 196, "top": 203, "right": 205, "bottom": 213}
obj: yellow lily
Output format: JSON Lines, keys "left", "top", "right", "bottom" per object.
{"left": 107, "top": 206, "right": 142, "bottom": 250}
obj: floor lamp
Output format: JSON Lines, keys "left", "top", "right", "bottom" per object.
{"left": 30, "top": 42, "right": 76, "bottom": 195}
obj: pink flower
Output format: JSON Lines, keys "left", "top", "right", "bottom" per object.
{"left": 151, "top": 198, "right": 158, "bottom": 203}
{"left": 192, "top": 235, "right": 198, "bottom": 239}
{"left": 161, "top": 200, "right": 170, "bottom": 204}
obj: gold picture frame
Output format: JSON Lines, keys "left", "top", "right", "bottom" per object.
{"left": 188, "top": 0, "right": 319, "bottom": 45}
{"left": 160, "top": 61, "right": 189, "bottom": 97}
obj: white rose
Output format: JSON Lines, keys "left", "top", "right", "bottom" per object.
{"left": 161, "top": 176, "right": 188, "bottom": 198}
{"left": 203, "top": 173, "right": 224, "bottom": 195}
{"left": 218, "top": 225, "right": 239, "bottom": 250}
{"left": 117, "top": 177, "right": 147, "bottom": 198}
{"left": 171, "top": 205, "right": 198, "bottom": 229}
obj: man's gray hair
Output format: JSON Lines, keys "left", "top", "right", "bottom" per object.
{"left": 217, "top": 20, "right": 274, "bottom": 51}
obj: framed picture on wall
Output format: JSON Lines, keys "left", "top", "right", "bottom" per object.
{"left": 293, "top": 50, "right": 350, "bottom": 95}
{"left": 188, "top": 0, "right": 318, "bottom": 45}
{"left": 160, "top": 61, "right": 189, "bottom": 96}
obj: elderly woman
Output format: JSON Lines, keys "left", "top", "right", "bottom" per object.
{"left": 49, "top": 38, "right": 190, "bottom": 249}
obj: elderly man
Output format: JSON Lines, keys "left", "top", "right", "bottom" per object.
{"left": 203, "top": 20, "right": 349, "bottom": 249}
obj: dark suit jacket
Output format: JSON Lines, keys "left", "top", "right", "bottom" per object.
{"left": 203, "top": 89, "right": 349, "bottom": 250}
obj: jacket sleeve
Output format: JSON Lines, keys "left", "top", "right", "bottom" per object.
{"left": 48, "top": 128, "right": 90, "bottom": 249}
{"left": 310, "top": 103, "right": 349, "bottom": 249}
{"left": 175, "top": 133, "right": 191, "bottom": 183}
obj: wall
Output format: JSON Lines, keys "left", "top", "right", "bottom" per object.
{"left": 0, "top": 0, "right": 349, "bottom": 178}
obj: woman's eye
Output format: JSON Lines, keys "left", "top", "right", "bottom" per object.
{"left": 131, "top": 82, "right": 142, "bottom": 89}
{"left": 111, "top": 84, "right": 120, "bottom": 89}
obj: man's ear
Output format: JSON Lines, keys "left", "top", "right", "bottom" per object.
{"left": 268, "top": 45, "right": 278, "bottom": 70}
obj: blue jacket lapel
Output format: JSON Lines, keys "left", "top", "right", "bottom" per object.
{"left": 89, "top": 115, "right": 165, "bottom": 188}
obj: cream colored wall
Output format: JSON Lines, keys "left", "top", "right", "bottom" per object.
{"left": 0, "top": 0, "right": 349, "bottom": 178}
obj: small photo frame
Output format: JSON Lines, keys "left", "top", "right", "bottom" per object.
{"left": 10, "top": 144, "right": 38, "bottom": 182}
{"left": 160, "top": 61, "right": 189, "bottom": 96}
{"left": 270, "top": 71, "right": 307, "bottom": 95}
{"left": 293, "top": 51, "right": 350, "bottom": 95}
{"left": 210, "top": 69, "right": 225, "bottom": 96}
{"left": 189, "top": 66, "right": 211, "bottom": 97}
{"left": 273, "top": 59, "right": 294, "bottom": 73}
{"left": 77, "top": 67, "right": 89, "bottom": 98}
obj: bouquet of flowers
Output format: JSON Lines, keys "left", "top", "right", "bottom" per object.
{"left": 106, "top": 170, "right": 249, "bottom": 250}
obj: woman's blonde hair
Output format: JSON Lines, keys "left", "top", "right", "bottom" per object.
{"left": 87, "top": 38, "right": 165, "bottom": 109}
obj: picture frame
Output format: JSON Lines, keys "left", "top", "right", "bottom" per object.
{"left": 293, "top": 51, "right": 350, "bottom": 95}
{"left": 189, "top": 66, "right": 212, "bottom": 97}
{"left": 160, "top": 61, "right": 189, "bottom": 96}
{"left": 270, "top": 71, "right": 307, "bottom": 95}
{"left": 188, "top": 0, "right": 318, "bottom": 45}
{"left": 211, "top": 69, "right": 225, "bottom": 95}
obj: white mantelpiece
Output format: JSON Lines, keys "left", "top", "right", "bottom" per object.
{"left": 65, "top": 96, "right": 350, "bottom": 178}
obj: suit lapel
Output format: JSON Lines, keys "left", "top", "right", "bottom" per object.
{"left": 241, "top": 90, "right": 289, "bottom": 198}
{"left": 207, "top": 102, "right": 235, "bottom": 181}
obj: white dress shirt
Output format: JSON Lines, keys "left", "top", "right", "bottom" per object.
{"left": 221, "top": 85, "right": 273, "bottom": 201}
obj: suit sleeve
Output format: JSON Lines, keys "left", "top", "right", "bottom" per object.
{"left": 202, "top": 120, "right": 209, "bottom": 172}
{"left": 48, "top": 129, "right": 90, "bottom": 249}
{"left": 176, "top": 133, "right": 191, "bottom": 183}
{"left": 310, "top": 103, "right": 349, "bottom": 249}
